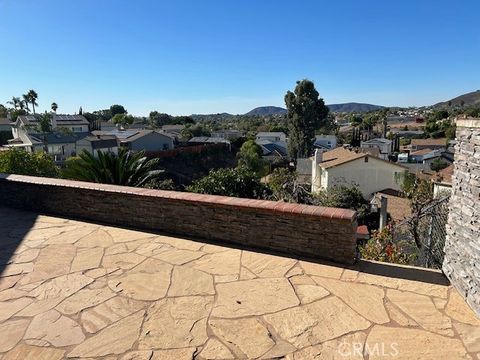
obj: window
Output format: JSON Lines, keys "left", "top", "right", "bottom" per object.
{"left": 71, "top": 126, "right": 83, "bottom": 132}
{"left": 364, "top": 157, "right": 369, "bottom": 163}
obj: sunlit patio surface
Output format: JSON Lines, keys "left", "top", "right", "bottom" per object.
{"left": 0, "top": 206, "right": 479, "bottom": 359}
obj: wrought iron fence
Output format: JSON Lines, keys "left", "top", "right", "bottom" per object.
{"left": 392, "top": 196, "right": 450, "bottom": 269}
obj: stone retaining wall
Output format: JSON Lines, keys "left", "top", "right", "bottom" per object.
{"left": 443, "top": 118, "right": 480, "bottom": 317}
{"left": 0, "top": 174, "right": 358, "bottom": 264}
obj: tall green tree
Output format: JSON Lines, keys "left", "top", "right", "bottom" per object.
{"left": 285, "top": 79, "right": 329, "bottom": 159}
{"left": 0, "top": 104, "right": 7, "bottom": 118}
{"left": 62, "top": 148, "right": 163, "bottom": 187}
{"left": 180, "top": 124, "right": 210, "bottom": 140}
{"left": 110, "top": 104, "right": 127, "bottom": 117}
{"left": 39, "top": 112, "right": 52, "bottom": 132}
{"left": 149, "top": 111, "right": 172, "bottom": 127}
{"left": 236, "top": 140, "right": 268, "bottom": 177}
{"left": 112, "top": 114, "right": 134, "bottom": 128}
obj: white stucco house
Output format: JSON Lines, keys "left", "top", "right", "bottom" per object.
{"left": 360, "top": 138, "right": 392, "bottom": 160}
{"left": 311, "top": 147, "right": 408, "bottom": 199}
{"left": 8, "top": 114, "right": 90, "bottom": 153}
{"left": 314, "top": 134, "right": 337, "bottom": 150}
{"left": 51, "top": 115, "right": 90, "bottom": 133}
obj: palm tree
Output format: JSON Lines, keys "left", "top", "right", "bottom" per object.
{"left": 22, "top": 94, "right": 30, "bottom": 112}
{"left": 63, "top": 148, "right": 164, "bottom": 187}
{"left": 7, "top": 97, "right": 21, "bottom": 109}
{"left": 51, "top": 102, "right": 58, "bottom": 113}
{"left": 26, "top": 89, "right": 38, "bottom": 114}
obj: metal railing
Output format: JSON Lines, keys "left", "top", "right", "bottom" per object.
{"left": 392, "top": 196, "right": 450, "bottom": 269}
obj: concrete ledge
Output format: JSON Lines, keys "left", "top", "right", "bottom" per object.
{"left": 456, "top": 118, "right": 480, "bottom": 128}
{"left": 0, "top": 174, "right": 358, "bottom": 264}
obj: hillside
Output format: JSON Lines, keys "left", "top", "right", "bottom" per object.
{"left": 434, "top": 90, "right": 480, "bottom": 108}
{"left": 245, "top": 106, "right": 287, "bottom": 116}
{"left": 327, "top": 102, "right": 385, "bottom": 112}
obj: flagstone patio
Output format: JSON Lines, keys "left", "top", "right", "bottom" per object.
{"left": 0, "top": 206, "right": 479, "bottom": 359}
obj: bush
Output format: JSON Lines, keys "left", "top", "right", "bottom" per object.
{"left": 314, "top": 185, "right": 370, "bottom": 221}
{"left": 359, "top": 226, "right": 416, "bottom": 265}
{"left": 187, "top": 167, "right": 270, "bottom": 199}
{"left": 430, "top": 158, "right": 449, "bottom": 172}
{"left": 0, "top": 148, "right": 59, "bottom": 177}
{"left": 144, "top": 178, "right": 177, "bottom": 190}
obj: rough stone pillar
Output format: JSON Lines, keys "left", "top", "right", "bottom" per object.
{"left": 379, "top": 196, "right": 388, "bottom": 230}
{"left": 443, "top": 117, "right": 480, "bottom": 318}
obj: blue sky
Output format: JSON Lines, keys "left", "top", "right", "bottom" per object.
{"left": 1, "top": 0, "right": 479, "bottom": 116}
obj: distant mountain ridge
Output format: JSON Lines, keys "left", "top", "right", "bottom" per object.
{"left": 434, "top": 90, "right": 480, "bottom": 108}
{"left": 244, "top": 103, "right": 384, "bottom": 115}
{"left": 193, "top": 91, "right": 479, "bottom": 119}
{"left": 327, "top": 103, "right": 384, "bottom": 112}
{"left": 245, "top": 106, "right": 287, "bottom": 116}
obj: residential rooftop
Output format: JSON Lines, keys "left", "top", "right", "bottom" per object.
{"left": 411, "top": 138, "right": 447, "bottom": 147}
{"left": 0, "top": 118, "right": 13, "bottom": 125}
{"left": 0, "top": 206, "right": 478, "bottom": 359}
{"left": 436, "top": 164, "right": 455, "bottom": 185}
{"left": 410, "top": 147, "right": 435, "bottom": 156}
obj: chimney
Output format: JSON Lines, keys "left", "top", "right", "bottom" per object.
{"left": 314, "top": 148, "right": 324, "bottom": 165}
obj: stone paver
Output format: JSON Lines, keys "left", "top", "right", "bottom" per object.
{"left": 366, "top": 325, "right": 471, "bottom": 359}
{"left": 67, "top": 310, "right": 144, "bottom": 357}
{"left": 108, "top": 258, "right": 172, "bottom": 300}
{"left": 264, "top": 296, "right": 371, "bottom": 347}
{"left": 0, "top": 319, "right": 30, "bottom": 352}
{"left": 209, "top": 317, "right": 275, "bottom": 358}
{"left": 24, "top": 310, "right": 84, "bottom": 347}
{"left": 0, "top": 206, "right": 479, "bottom": 359}
{"left": 139, "top": 296, "right": 213, "bottom": 349}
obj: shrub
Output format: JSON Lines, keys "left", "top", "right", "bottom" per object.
{"left": 187, "top": 166, "right": 270, "bottom": 199}
{"left": 0, "top": 148, "right": 59, "bottom": 177}
{"left": 359, "top": 226, "right": 416, "bottom": 265}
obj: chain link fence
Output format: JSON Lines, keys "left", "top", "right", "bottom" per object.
{"left": 392, "top": 196, "right": 450, "bottom": 269}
